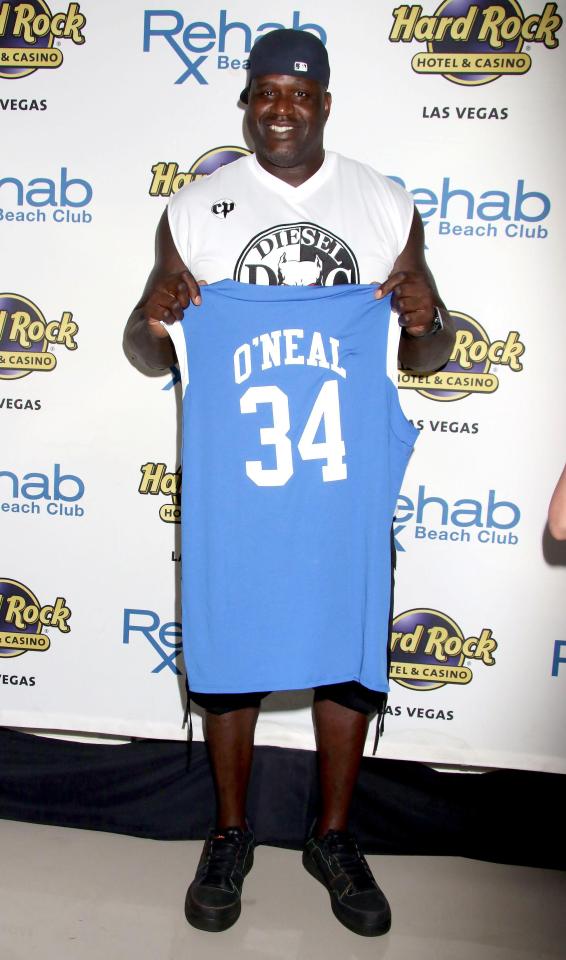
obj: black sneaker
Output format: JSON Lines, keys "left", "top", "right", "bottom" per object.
{"left": 185, "top": 826, "right": 255, "bottom": 932}
{"left": 303, "top": 830, "right": 391, "bottom": 936}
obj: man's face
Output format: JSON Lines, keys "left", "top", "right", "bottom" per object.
{"left": 245, "top": 74, "right": 331, "bottom": 171}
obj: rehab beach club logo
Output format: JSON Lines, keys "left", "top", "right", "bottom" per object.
{"left": 389, "top": 175, "right": 552, "bottom": 241}
{"left": 0, "top": 1, "right": 86, "bottom": 80}
{"left": 0, "top": 294, "right": 78, "bottom": 380}
{"left": 149, "top": 146, "right": 251, "bottom": 197}
{"left": 138, "top": 462, "right": 181, "bottom": 523}
{"left": 398, "top": 310, "right": 525, "bottom": 401}
{"left": 0, "top": 167, "right": 94, "bottom": 224}
{"left": 388, "top": 1, "right": 562, "bottom": 85}
{"left": 0, "top": 463, "right": 85, "bottom": 517}
{"left": 0, "top": 577, "right": 71, "bottom": 658}
{"left": 123, "top": 608, "right": 183, "bottom": 675}
{"left": 390, "top": 607, "right": 497, "bottom": 690}
{"left": 143, "top": 9, "right": 326, "bottom": 85}
{"left": 393, "top": 483, "right": 521, "bottom": 551}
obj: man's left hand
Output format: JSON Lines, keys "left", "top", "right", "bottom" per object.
{"left": 375, "top": 270, "right": 436, "bottom": 337}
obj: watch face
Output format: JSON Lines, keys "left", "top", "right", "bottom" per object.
{"left": 432, "top": 309, "right": 443, "bottom": 334}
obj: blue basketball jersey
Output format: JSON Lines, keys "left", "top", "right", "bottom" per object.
{"left": 173, "top": 280, "right": 418, "bottom": 694}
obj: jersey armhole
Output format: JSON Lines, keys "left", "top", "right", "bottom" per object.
{"left": 386, "top": 377, "right": 419, "bottom": 446}
{"left": 163, "top": 320, "right": 189, "bottom": 395}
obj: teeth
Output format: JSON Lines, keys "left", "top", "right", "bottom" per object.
{"left": 269, "top": 125, "right": 293, "bottom": 132}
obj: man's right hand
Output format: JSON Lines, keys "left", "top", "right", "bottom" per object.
{"left": 125, "top": 209, "right": 201, "bottom": 370}
{"left": 143, "top": 270, "right": 202, "bottom": 339}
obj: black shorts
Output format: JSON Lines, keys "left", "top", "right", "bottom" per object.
{"left": 189, "top": 681, "right": 386, "bottom": 718}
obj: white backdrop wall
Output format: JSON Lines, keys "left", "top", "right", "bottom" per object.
{"left": 1, "top": 0, "right": 565, "bottom": 772}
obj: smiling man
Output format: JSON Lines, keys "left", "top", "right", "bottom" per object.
{"left": 125, "top": 28, "right": 454, "bottom": 938}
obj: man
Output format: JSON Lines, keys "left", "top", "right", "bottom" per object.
{"left": 125, "top": 29, "right": 454, "bottom": 937}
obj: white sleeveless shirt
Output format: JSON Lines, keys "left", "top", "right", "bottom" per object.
{"left": 167, "top": 151, "right": 414, "bottom": 287}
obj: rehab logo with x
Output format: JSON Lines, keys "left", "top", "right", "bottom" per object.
{"left": 122, "top": 608, "right": 183, "bottom": 675}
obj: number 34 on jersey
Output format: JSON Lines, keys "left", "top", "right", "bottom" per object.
{"left": 240, "top": 380, "right": 347, "bottom": 487}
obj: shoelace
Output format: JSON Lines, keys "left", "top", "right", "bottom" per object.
{"left": 200, "top": 831, "right": 244, "bottom": 887}
{"left": 324, "top": 832, "right": 377, "bottom": 893}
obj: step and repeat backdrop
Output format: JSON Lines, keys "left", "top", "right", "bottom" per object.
{"left": 1, "top": 0, "right": 565, "bottom": 772}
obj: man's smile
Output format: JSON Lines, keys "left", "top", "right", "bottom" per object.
{"left": 264, "top": 122, "right": 299, "bottom": 134}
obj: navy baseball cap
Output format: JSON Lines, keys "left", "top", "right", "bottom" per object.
{"left": 240, "top": 29, "right": 330, "bottom": 103}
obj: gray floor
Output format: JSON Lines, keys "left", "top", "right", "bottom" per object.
{"left": 1, "top": 819, "right": 564, "bottom": 960}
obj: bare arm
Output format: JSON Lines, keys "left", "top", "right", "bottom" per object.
{"left": 376, "top": 209, "right": 455, "bottom": 373}
{"left": 123, "top": 209, "right": 202, "bottom": 373}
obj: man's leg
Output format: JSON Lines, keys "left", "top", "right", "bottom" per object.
{"left": 184, "top": 693, "right": 264, "bottom": 932}
{"left": 312, "top": 697, "right": 369, "bottom": 836}
{"left": 303, "top": 682, "right": 391, "bottom": 937}
{"left": 204, "top": 705, "right": 260, "bottom": 828}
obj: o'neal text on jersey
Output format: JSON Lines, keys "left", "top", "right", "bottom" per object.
{"left": 233, "top": 328, "right": 346, "bottom": 384}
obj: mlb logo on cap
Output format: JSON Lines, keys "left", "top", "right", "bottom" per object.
{"left": 294, "top": 60, "right": 308, "bottom": 72}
